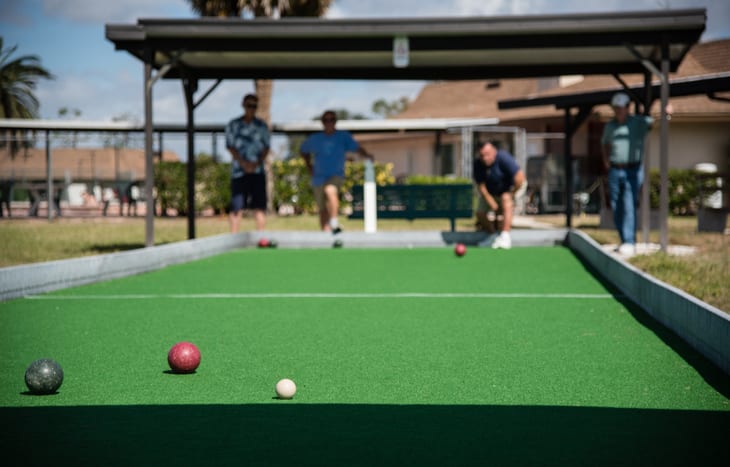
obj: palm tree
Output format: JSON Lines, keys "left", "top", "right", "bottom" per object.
{"left": 186, "top": 1, "right": 332, "bottom": 124}
{"left": 0, "top": 37, "right": 54, "bottom": 156}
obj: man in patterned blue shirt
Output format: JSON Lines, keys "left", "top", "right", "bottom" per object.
{"left": 300, "top": 110, "right": 373, "bottom": 233}
{"left": 226, "top": 94, "right": 270, "bottom": 233}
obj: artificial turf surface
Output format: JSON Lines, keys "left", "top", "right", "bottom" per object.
{"left": 1, "top": 247, "right": 728, "bottom": 465}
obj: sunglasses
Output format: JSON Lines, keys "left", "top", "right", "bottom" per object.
{"left": 322, "top": 118, "right": 336, "bottom": 123}
{"left": 245, "top": 103, "right": 258, "bottom": 109}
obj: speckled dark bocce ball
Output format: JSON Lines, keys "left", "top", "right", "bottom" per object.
{"left": 24, "top": 358, "right": 64, "bottom": 395}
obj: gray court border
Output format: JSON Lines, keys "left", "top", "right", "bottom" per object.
{"left": 567, "top": 229, "right": 730, "bottom": 375}
{"left": 2, "top": 228, "right": 728, "bottom": 375}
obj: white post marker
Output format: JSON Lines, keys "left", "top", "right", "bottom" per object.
{"left": 393, "top": 36, "right": 409, "bottom": 68}
{"left": 364, "top": 159, "right": 377, "bottom": 233}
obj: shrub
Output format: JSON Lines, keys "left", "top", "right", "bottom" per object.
{"left": 273, "top": 159, "right": 395, "bottom": 214}
{"left": 403, "top": 175, "right": 471, "bottom": 185}
{"left": 648, "top": 169, "right": 722, "bottom": 215}
{"left": 154, "top": 155, "right": 229, "bottom": 215}
{"left": 154, "top": 160, "right": 187, "bottom": 215}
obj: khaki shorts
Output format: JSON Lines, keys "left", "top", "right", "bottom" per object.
{"left": 476, "top": 194, "right": 506, "bottom": 214}
{"left": 476, "top": 182, "right": 527, "bottom": 214}
{"left": 313, "top": 176, "right": 345, "bottom": 211}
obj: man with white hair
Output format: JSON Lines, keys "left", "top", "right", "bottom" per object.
{"left": 601, "top": 92, "right": 654, "bottom": 256}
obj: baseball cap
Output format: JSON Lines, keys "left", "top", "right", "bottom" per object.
{"left": 611, "top": 92, "right": 631, "bottom": 107}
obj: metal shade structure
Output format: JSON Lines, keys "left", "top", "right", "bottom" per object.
{"left": 106, "top": 11, "right": 706, "bottom": 80}
{"left": 498, "top": 72, "right": 730, "bottom": 111}
{"left": 104, "top": 9, "right": 706, "bottom": 246}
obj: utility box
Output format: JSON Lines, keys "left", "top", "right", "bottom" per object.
{"left": 695, "top": 163, "right": 728, "bottom": 233}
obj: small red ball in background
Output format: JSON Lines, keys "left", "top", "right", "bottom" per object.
{"left": 167, "top": 341, "right": 201, "bottom": 374}
{"left": 258, "top": 238, "right": 270, "bottom": 248}
{"left": 454, "top": 243, "right": 467, "bottom": 257}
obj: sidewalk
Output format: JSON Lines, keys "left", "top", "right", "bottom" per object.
{"left": 602, "top": 242, "right": 697, "bottom": 258}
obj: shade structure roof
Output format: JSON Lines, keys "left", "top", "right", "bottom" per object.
{"left": 0, "top": 117, "right": 499, "bottom": 134}
{"left": 498, "top": 72, "right": 730, "bottom": 110}
{"left": 105, "top": 9, "right": 706, "bottom": 81}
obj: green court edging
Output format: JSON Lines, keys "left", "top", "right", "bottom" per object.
{"left": 567, "top": 229, "right": 730, "bottom": 375}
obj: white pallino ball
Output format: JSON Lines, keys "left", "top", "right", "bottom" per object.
{"left": 275, "top": 378, "right": 297, "bottom": 399}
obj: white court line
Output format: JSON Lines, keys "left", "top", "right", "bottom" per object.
{"left": 25, "top": 292, "right": 619, "bottom": 300}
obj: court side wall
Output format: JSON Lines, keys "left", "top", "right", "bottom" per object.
{"left": 567, "top": 229, "right": 730, "bottom": 375}
{"left": 0, "top": 233, "right": 247, "bottom": 302}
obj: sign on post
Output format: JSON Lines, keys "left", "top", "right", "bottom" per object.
{"left": 393, "top": 36, "right": 409, "bottom": 68}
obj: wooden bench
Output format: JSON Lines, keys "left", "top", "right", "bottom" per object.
{"left": 348, "top": 184, "right": 473, "bottom": 231}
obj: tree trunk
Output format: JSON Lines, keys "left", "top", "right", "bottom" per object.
{"left": 255, "top": 79, "right": 273, "bottom": 125}
{"left": 255, "top": 79, "right": 275, "bottom": 213}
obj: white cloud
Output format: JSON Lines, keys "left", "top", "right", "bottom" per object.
{"left": 42, "top": 0, "right": 190, "bottom": 23}
{"left": 328, "top": 0, "right": 723, "bottom": 20}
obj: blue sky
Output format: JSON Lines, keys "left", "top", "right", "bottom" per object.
{"left": 2, "top": 0, "right": 729, "bottom": 158}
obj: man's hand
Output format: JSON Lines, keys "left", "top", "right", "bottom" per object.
{"left": 242, "top": 161, "right": 258, "bottom": 173}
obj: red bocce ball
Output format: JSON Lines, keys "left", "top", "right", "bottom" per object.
{"left": 454, "top": 243, "right": 467, "bottom": 257}
{"left": 167, "top": 341, "right": 201, "bottom": 374}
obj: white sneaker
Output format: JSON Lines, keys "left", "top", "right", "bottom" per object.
{"left": 478, "top": 233, "right": 498, "bottom": 247}
{"left": 492, "top": 231, "right": 512, "bottom": 249}
{"left": 617, "top": 243, "right": 636, "bottom": 257}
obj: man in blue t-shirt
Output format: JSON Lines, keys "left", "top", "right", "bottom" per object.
{"left": 300, "top": 110, "right": 373, "bottom": 233}
{"left": 225, "top": 93, "right": 270, "bottom": 233}
{"left": 472, "top": 141, "right": 526, "bottom": 249}
{"left": 601, "top": 92, "right": 654, "bottom": 257}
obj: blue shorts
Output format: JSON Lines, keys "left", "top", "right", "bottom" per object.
{"left": 230, "top": 173, "right": 267, "bottom": 212}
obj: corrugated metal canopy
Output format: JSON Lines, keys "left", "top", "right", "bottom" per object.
{"left": 498, "top": 72, "right": 730, "bottom": 110}
{"left": 0, "top": 117, "right": 499, "bottom": 133}
{"left": 105, "top": 9, "right": 706, "bottom": 80}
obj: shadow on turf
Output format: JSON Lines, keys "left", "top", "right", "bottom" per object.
{"left": 1, "top": 404, "right": 728, "bottom": 466}
{"left": 20, "top": 390, "right": 59, "bottom": 396}
{"left": 571, "top": 252, "right": 730, "bottom": 399}
{"left": 89, "top": 242, "right": 146, "bottom": 254}
{"left": 88, "top": 242, "right": 173, "bottom": 254}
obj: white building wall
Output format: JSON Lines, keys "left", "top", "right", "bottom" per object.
{"left": 357, "top": 132, "right": 463, "bottom": 178}
{"left": 645, "top": 121, "right": 730, "bottom": 170}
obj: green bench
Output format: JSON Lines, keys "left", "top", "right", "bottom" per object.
{"left": 348, "top": 184, "right": 474, "bottom": 231}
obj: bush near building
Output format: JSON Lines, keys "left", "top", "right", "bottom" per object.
{"left": 648, "top": 169, "right": 724, "bottom": 215}
{"left": 154, "top": 157, "right": 395, "bottom": 216}
{"left": 154, "top": 156, "right": 719, "bottom": 218}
